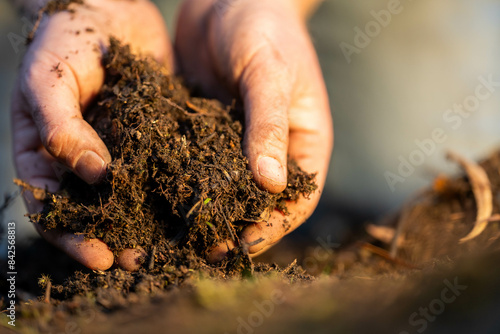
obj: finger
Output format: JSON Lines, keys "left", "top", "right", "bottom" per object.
{"left": 22, "top": 49, "right": 110, "bottom": 185}
{"left": 238, "top": 46, "right": 292, "bottom": 194}
{"left": 34, "top": 224, "right": 114, "bottom": 271}
{"left": 207, "top": 240, "right": 236, "bottom": 264}
{"left": 207, "top": 239, "right": 271, "bottom": 263}
{"left": 205, "top": 2, "right": 300, "bottom": 193}
{"left": 241, "top": 43, "right": 332, "bottom": 253}
{"left": 241, "top": 206, "right": 311, "bottom": 255}
{"left": 242, "top": 94, "right": 333, "bottom": 254}
{"left": 19, "top": 13, "right": 111, "bottom": 184}
{"left": 115, "top": 247, "right": 148, "bottom": 271}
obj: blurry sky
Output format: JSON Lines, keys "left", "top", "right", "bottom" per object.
{"left": 2, "top": 0, "right": 500, "bottom": 242}
{"left": 311, "top": 0, "right": 500, "bottom": 215}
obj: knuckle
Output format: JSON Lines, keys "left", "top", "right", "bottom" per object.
{"left": 23, "top": 49, "right": 78, "bottom": 92}
{"left": 40, "top": 120, "right": 67, "bottom": 158}
{"left": 22, "top": 63, "right": 47, "bottom": 102}
{"left": 252, "top": 115, "right": 288, "bottom": 150}
{"left": 23, "top": 50, "right": 59, "bottom": 84}
{"left": 235, "top": 32, "right": 293, "bottom": 88}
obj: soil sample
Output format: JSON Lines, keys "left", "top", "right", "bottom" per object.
{"left": 25, "top": 38, "right": 317, "bottom": 270}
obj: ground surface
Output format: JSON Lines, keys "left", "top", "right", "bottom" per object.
{"left": 5, "top": 127, "right": 500, "bottom": 333}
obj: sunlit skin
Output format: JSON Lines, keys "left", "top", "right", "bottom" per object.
{"left": 11, "top": 0, "right": 333, "bottom": 270}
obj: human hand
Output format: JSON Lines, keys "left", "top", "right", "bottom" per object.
{"left": 11, "top": 0, "right": 172, "bottom": 270}
{"left": 175, "top": 0, "right": 333, "bottom": 260}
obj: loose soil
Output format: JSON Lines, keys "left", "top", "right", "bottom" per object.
{"left": 3, "top": 37, "right": 318, "bottom": 328}
{"left": 6, "top": 149, "right": 500, "bottom": 333}
{"left": 31, "top": 37, "right": 316, "bottom": 259}
{"left": 4, "top": 13, "right": 500, "bottom": 334}
{"left": 14, "top": 36, "right": 317, "bottom": 286}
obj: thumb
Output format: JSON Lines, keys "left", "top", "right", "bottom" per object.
{"left": 20, "top": 49, "right": 111, "bottom": 184}
{"left": 19, "top": 14, "right": 112, "bottom": 184}
{"left": 239, "top": 47, "right": 293, "bottom": 193}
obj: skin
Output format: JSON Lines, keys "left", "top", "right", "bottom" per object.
{"left": 11, "top": 0, "right": 333, "bottom": 270}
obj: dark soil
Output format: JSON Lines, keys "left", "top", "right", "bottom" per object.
{"left": 25, "top": 37, "right": 316, "bottom": 265}
{"left": 7, "top": 37, "right": 316, "bottom": 311}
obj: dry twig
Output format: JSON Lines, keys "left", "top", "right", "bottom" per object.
{"left": 366, "top": 224, "right": 399, "bottom": 245}
{"left": 447, "top": 151, "right": 493, "bottom": 242}
{"left": 360, "top": 242, "right": 419, "bottom": 269}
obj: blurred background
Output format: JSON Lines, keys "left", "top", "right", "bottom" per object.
{"left": 2, "top": 0, "right": 500, "bottom": 249}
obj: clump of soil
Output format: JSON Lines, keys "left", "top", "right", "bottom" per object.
{"left": 26, "top": 38, "right": 316, "bottom": 268}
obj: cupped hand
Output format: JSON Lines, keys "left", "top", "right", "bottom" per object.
{"left": 175, "top": 0, "right": 333, "bottom": 260}
{"left": 11, "top": 0, "right": 173, "bottom": 270}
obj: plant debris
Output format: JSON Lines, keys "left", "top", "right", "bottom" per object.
{"left": 447, "top": 151, "right": 493, "bottom": 242}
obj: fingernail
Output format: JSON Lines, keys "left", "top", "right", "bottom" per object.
{"left": 75, "top": 151, "right": 107, "bottom": 184}
{"left": 207, "top": 240, "right": 235, "bottom": 263}
{"left": 257, "top": 156, "right": 286, "bottom": 186}
{"left": 116, "top": 248, "right": 147, "bottom": 271}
